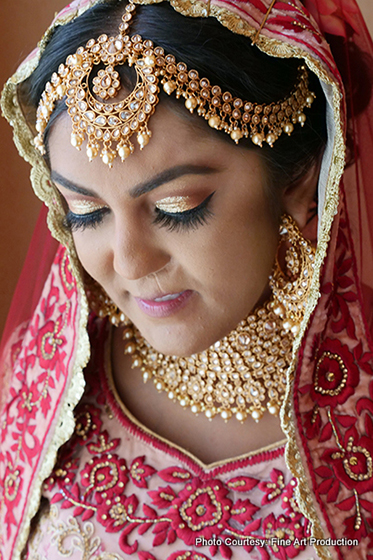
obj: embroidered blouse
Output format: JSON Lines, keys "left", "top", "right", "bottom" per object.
{"left": 24, "top": 319, "right": 317, "bottom": 560}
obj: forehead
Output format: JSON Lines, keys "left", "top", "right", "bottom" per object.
{"left": 47, "top": 99, "right": 263, "bottom": 193}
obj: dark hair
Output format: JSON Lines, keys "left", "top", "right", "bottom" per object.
{"left": 21, "top": 0, "right": 327, "bottom": 200}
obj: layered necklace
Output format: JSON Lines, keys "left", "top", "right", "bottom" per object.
{"left": 121, "top": 215, "right": 315, "bottom": 422}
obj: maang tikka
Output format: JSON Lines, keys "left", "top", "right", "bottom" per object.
{"left": 34, "top": 0, "right": 316, "bottom": 167}
{"left": 87, "top": 215, "right": 315, "bottom": 422}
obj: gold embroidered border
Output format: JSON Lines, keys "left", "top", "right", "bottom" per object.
{"left": 1, "top": 1, "right": 345, "bottom": 558}
{"left": 1, "top": 87, "right": 91, "bottom": 560}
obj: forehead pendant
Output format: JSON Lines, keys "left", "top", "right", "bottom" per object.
{"left": 34, "top": 0, "right": 315, "bottom": 167}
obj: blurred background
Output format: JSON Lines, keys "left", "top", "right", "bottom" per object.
{"left": 0, "top": 0, "right": 372, "bottom": 336}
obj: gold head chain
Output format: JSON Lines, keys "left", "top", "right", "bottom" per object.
{"left": 34, "top": 0, "right": 315, "bottom": 167}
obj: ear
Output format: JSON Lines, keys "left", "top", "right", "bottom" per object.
{"left": 281, "top": 158, "right": 321, "bottom": 231}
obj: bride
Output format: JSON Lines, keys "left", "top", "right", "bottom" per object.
{"left": 1, "top": 0, "right": 373, "bottom": 559}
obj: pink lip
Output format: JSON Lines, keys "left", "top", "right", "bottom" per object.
{"left": 134, "top": 290, "right": 194, "bottom": 318}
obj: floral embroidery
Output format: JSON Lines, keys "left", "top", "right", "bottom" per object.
{"left": 81, "top": 453, "right": 128, "bottom": 497}
{"left": 310, "top": 339, "right": 359, "bottom": 408}
{"left": 35, "top": 353, "right": 312, "bottom": 560}
{"left": 168, "top": 478, "right": 232, "bottom": 545}
{"left": 296, "top": 213, "right": 373, "bottom": 551}
{"left": 263, "top": 513, "right": 307, "bottom": 560}
{"left": 26, "top": 504, "right": 125, "bottom": 560}
{"left": 0, "top": 247, "right": 79, "bottom": 550}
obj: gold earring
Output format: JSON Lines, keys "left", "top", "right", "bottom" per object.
{"left": 270, "top": 214, "right": 315, "bottom": 336}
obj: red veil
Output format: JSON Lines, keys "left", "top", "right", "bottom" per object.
{"left": 1, "top": 1, "right": 373, "bottom": 559}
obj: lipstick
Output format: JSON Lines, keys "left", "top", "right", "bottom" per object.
{"left": 134, "top": 290, "right": 194, "bottom": 318}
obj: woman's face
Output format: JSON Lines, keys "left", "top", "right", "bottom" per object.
{"left": 49, "top": 104, "right": 281, "bottom": 356}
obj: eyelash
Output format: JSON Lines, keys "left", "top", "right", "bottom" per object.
{"left": 63, "top": 208, "right": 109, "bottom": 232}
{"left": 63, "top": 192, "right": 215, "bottom": 233}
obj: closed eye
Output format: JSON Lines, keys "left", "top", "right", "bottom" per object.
{"left": 153, "top": 192, "right": 215, "bottom": 232}
{"left": 63, "top": 207, "right": 110, "bottom": 231}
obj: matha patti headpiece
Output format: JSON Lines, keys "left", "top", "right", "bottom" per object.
{"left": 34, "top": 0, "right": 316, "bottom": 167}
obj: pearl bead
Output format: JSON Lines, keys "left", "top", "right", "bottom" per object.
{"left": 265, "top": 132, "right": 276, "bottom": 146}
{"left": 306, "top": 95, "right": 314, "bottom": 105}
{"left": 191, "top": 404, "right": 200, "bottom": 414}
{"left": 163, "top": 81, "right": 176, "bottom": 95}
{"left": 70, "top": 133, "right": 83, "bottom": 149}
{"left": 155, "top": 381, "right": 164, "bottom": 391}
{"left": 132, "top": 357, "right": 143, "bottom": 368}
{"left": 144, "top": 55, "right": 156, "bottom": 67}
{"left": 118, "top": 144, "right": 132, "bottom": 161}
{"left": 230, "top": 129, "right": 243, "bottom": 143}
{"left": 123, "top": 328, "right": 133, "bottom": 339}
{"left": 185, "top": 97, "right": 197, "bottom": 111}
{"left": 101, "top": 151, "right": 114, "bottom": 167}
{"left": 235, "top": 411, "right": 247, "bottom": 422}
{"left": 208, "top": 115, "right": 220, "bottom": 129}
{"left": 86, "top": 145, "right": 98, "bottom": 161}
{"left": 142, "top": 370, "right": 152, "bottom": 383}
{"left": 283, "top": 122, "right": 294, "bottom": 135}
{"left": 251, "top": 409, "right": 263, "bottom": 422}
{"left": 137, "top": 132, "right": 150, "bottom": 149}
{"left": 273, "top": 304, "right": 285, "bottom": 316}
{"left": 221, "top": 410, "right": 232, "bottom": 421}
{"left": 268, "top": 403, "right": 279, "bottom": 415}
{"left": 125, "top": 342, "right": 135, "bottom": 354}
{"left": 251, "top": 133, "right": 264, "bottom": 146}
{"left": 56, "top": 84, "right": 66, "bottom": 97}
{"left": 71, "top": 54, "right": 83, "bottom": 66}
{"left": 297, "top": 113, "right": 306, "bottom": 126}
{"left": 290, "top": 323, "right": 300, "bottom": 335}
{"left": 283, "top": 319, "right": 295, "bottom": 332}
{"left": 33, "top": 136, "right": 44, "bottom": 150}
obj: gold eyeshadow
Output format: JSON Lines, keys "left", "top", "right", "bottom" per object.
{"left": 154, "top": 196, "right": 194, "bottom": 214}
{"left": 68, "top": 199, "right": 106, "bottom": 215}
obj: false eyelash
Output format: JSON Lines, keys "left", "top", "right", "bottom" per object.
{"left": 153, "top": 192, "right": 215, "bottom": 232}
{"left": 63, "top": 208, "right": 110, "bottom": 232}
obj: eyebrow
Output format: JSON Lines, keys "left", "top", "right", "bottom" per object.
{"left": 51, "top": 165, "right": 216, "bottom": 199}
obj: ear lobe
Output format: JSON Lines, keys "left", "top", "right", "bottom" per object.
{"left": 282, "top": 158, "right": 321, "bottom": 232}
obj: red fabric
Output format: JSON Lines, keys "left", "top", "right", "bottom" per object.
{"left": 0, "top": 206, "right": 58, "bottom": 410}
{"left": 1, "top": 1, "right": 373, "bottom": 559}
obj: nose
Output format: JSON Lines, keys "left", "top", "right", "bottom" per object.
{"left": 112, "top": 219, "right": 170, "bottom": 281}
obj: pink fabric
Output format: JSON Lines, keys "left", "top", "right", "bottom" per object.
{"left": 25, "top": 317, "right": 317, "bottom": 560}
{"left": 1, "top": 0, "right": 373, "bottom": 559}
{"left": 0, "top": 247, "right": 86, "bottom": 560}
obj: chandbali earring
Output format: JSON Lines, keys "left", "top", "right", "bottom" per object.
{"left": 120, "top": 214, "right": 316, "bottom": 423}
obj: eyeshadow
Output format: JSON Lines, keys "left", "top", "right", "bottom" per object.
{"left": 155, "top": 196, "right": 193, "bottom": 213}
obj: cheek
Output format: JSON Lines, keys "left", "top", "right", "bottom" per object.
{"left": 73, "top": 231, "right": 112, "bottom": 281}
{"left": 173, "top": 201, "right": 279, "bottom": 296}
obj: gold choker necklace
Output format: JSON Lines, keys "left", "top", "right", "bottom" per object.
{"left": 121, "top": 215, "right": 315, "bottom": 422}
